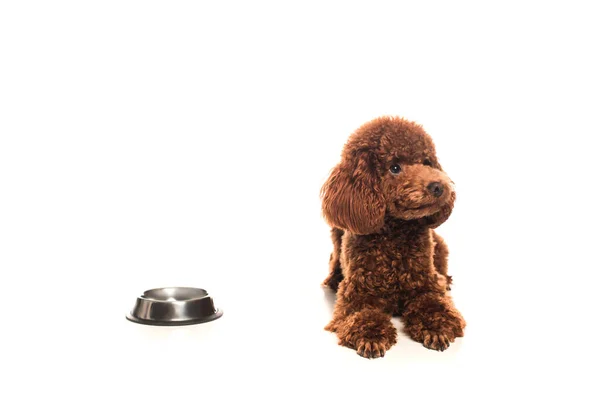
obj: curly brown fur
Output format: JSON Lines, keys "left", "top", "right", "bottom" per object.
{"left": 432, "top": 231, "right": 452, "bottom": 290}
{"left": 321, "top": 116, "right": 466, "bottom": 358}
{"left": 323, "top": 228, "right": 344, "bottom": 290}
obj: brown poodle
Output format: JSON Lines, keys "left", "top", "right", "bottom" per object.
{"left": 321, "top": 116, "right": 466, "bottom": 358}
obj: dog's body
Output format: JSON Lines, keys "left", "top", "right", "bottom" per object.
{"left": 325, "top": 227, "right": 452, "bottom": 302}
{"left": 321, "top": 116, "right": 465, "bottom": 358}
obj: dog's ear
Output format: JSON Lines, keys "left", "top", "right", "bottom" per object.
{"left": 321, "top": 151, "right": 385, "bottom": 235}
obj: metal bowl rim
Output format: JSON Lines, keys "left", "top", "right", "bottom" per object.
{"left": 138, "top": 287, "right": 211, "bottom": 303}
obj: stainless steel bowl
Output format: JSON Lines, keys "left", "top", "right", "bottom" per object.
{"left": 126, "top": 287, "right": 223, "bottom": 326}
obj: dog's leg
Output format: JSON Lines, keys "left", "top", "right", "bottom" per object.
{"left": 402, "top": 291, "right": 466, "bottom": 351}
{"left": 325, "top": 278, "right": 397, "bottom": 358}
{"left": 432, "top": 231, "right": 453, "bottom": 290}
{"left": 322, "top": 228, "right": 344, "bottom": 290}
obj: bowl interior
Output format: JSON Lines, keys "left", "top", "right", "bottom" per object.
{"left": 141, "top": 287, "right": 208, "bottom": 302}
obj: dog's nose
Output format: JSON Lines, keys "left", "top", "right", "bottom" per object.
{"left": 427, "top": 182, "right": 444, "bottom": 198}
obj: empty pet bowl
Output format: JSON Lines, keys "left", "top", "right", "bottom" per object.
{"left": 126, "top": 287, "right": 223, "bottom": 326}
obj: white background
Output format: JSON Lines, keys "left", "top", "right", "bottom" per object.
{"left": 1, "top": 1, "right": 599, "bottom": 399}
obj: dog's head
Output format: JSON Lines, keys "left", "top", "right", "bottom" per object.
{"left": 321, "top": 116, "right": 455, "bottom": 234}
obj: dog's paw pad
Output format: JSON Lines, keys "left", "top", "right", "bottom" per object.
{"left": 356, "top": 339, "right": 388, "bottom": 359}
{"left": 422, "top": 331, "right": 453, "bottom": 351}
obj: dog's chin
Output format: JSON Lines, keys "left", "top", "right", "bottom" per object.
{"left": 392, "top": 204, "right": 442, "bottom": 221}
{"left": 391, "top": 196, "right": 452, "bottom": 221}
{"left": 389, "top": 191, "right": 455, "bottom": 227}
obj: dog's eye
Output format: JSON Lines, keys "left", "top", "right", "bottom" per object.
{"left": 389, "top": 164, "right": 401, "bottom": 175}
{"left": 423, "top": 159, "right": 432, "bottom": 167}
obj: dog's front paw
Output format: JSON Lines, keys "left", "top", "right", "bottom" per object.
{"left": 403, "top": 293, "right": 466, "bottom": 351}
{"left": 408, "top": 314, "right": 465, "bottom": 351}
{"left": 334, "top": 309, "right": 397, "bottom": 358}
{"left": 356, "top": 338, "right": 391, "bottom": 359}
{"left": 422, "top": 330, "right": 453, "bottom": 351}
